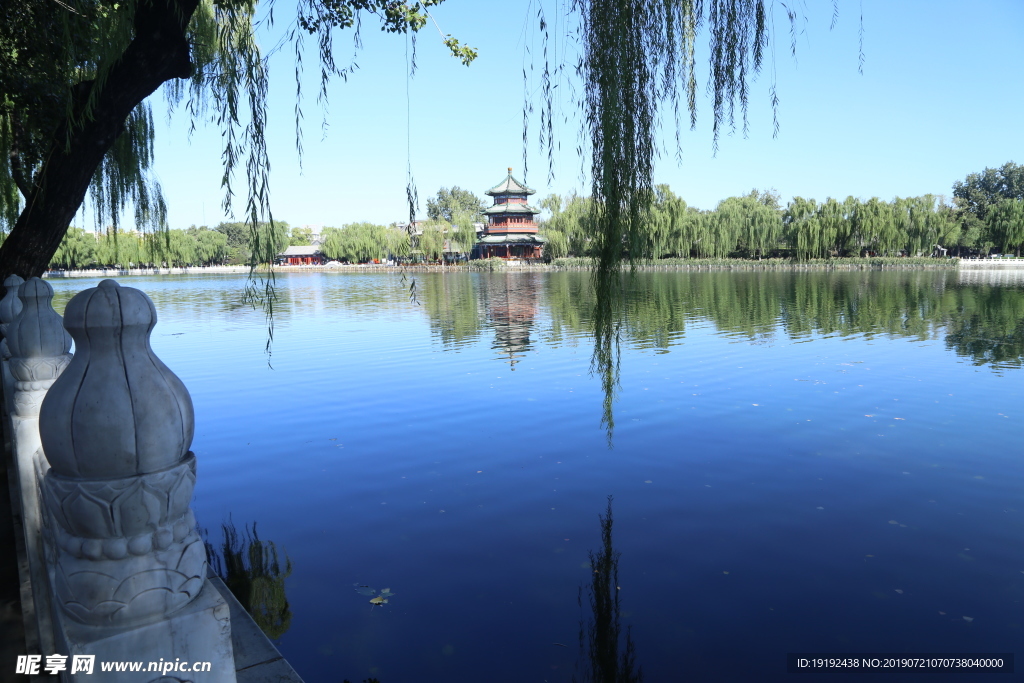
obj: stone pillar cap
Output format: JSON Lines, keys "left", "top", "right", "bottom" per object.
{"left": 6, "top": 277, "right": 71, "bottom": 359}
{"left": 40, "top": 279, "right": 195, "bottom": 479}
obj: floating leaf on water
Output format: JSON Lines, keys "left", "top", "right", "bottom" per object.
{"left": 354, "top": 585, "right": 376, "bottom": 597}
{"left": 379, "top": 588, "right": 395, "bottom": 599}
{"left": 369, "top": 596, "right": 386, "bottom": 605}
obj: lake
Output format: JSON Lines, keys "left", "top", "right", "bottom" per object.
{"left": 49, "top": 268, "right": 1024, "bottom": 682}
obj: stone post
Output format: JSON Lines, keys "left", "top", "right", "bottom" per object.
{"left": 1, "top": 273, "right": 25, "bottom": 416}
{"left": 6, "top": 277, "right": 73, "bottom": 657}
{"left": 38, "top": 279, "right": 235, "bottom": 682}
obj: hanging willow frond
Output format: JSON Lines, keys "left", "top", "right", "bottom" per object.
{"left": 574, "top": 0, "right": 801, "bottom": 440}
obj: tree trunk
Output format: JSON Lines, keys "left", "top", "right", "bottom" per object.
{"left": 0, "top": 0, "right": 199, "bottom": 280}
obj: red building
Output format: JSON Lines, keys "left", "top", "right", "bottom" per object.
{"left": 474, "top": 168, "right": 546, "bottom": 260}
{"left": 277, "top": 246, "right": 327, "bottom": 265}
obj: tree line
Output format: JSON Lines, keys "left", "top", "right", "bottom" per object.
{"left": 42, "top": 217, "right": 474, "bottom": 269}
{"left": 539, "top": 162, "right": 1024, "bottom": 260}
{"left": 46, "top": 221, "right": 294, "bottom": 269}
{"left": 40, "top": 162, "right": 1024, "bottom": 268}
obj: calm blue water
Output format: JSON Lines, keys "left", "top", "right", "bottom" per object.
{"left": 50, "top": 270, "right": 1024, "bottom": 682}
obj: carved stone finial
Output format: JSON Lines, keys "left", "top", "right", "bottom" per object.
{"left": 39, "top": 279, "right": 204, "bottom": 627}
{"left": 6, "top": 278, "right": 73, "bottom": 417}
{"left": 7, "top": 277, "right": 72, "bottom": 376}
{"left": 40, "top": 279, "right": 195, "bottom": 479}
{"left": 0, "top": 274, "right": 24, "bottom": 337}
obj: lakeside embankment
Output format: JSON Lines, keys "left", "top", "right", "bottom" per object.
{"left": 42, "top": 256, "right": 1024, "bottom": 278}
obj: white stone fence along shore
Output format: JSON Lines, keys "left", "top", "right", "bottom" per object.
{"left": 2, "top": 278, "right": 302, "bottom": 682}
{"left": 44, "top": 265, "right": 254, "bottom": 279}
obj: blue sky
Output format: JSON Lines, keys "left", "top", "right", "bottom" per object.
{"left": 130, "top": 0, "right": 1024, "bottom": 230}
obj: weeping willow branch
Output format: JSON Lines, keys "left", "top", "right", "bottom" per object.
{"left": 571, "top": 0, "right": 816, "bottom": 443}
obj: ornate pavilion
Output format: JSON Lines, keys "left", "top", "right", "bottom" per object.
{"left": 473, "top": 168, "right": 546, "bottom": 260}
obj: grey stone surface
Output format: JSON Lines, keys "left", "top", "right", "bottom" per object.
{"left": 38, "top": 280, "right": 206, "bottom": 628}
{"left": 4, "top": 278, "right": 301, "bottom": 682}
{"left": 41, "top": 279, "right": 193, "bottom": 479}
{"left": 5, "top": 277, "right": 71, "bottom": 661}
{"left": 6, "top": 278, "right": 72, "bottom": 367}
{"left": 0, "top": 274, "right": 24, "bottom": 415}
{"left": 209, "top": 576, "right": 303, "bottom": 683}
{"left": 0, "top": 274, "right": 24, "bottom": 341}
{"left": 53, "top": 577, "right": 236, "bottom": 683}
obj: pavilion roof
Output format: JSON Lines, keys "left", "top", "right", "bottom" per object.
{"left": 485, "top": 169, "right": 536, "bottom": 196}
{"left": 483, "top": 203, "right": 540, "bottom": 215}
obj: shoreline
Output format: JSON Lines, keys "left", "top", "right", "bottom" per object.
{"left": 41, "top": 257, "right": 1024, "bottom": 278}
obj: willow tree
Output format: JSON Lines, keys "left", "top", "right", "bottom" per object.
{"left": 570, "top": 0, "right": 856, "bottom": 435}
{"left": 320, "top": 222, "right": 389, "bottom": 263}
{"left": 783, "top": 197, "right": 819, "bottom": 260}
{"left": 987, "top": 198, "right": 1024, "bottom": 256}
{"left": 0, "top": 0, "right": 476, "bottom": 280}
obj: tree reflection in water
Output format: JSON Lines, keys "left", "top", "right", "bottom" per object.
{"left": 206, "top": 520, "right": 294, "bottom": 640}
{"left": 574, "top": 496, "right": 643, "bottom": 683}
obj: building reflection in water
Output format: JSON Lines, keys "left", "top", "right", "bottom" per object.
{"left": 483, "top": 273, "right": 541, "bottom": 370}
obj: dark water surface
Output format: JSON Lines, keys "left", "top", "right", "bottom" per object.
{"left": 50, "top": 269, "right": 1024, "bottom": 682}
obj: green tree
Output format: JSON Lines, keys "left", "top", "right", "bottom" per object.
{"left": 248, "top": 221, "right": 290, "bottom": 258}
{"left": 321, "top": 222, "right": 389, "bottom": 263}
{"left": 215, "top": 220, "right": 260, "bottom": 263}
{"left": 426, "top": 187, "right": 487, "bottom": 223}
{"left": 215, "top": 222, "right": 251, "bottom": 249}
{"left": 49, "top": 228, "right": 97, "bottom": 269}
{"left": 289, "top": 227, "right": 313, "bottom": 246}
{"left": 0, "top": 0, "right": 475, "bottom": 278}
{"left": 189, "top": 226, "right": 229, "bottom": 264}
{"left": 416, "top": 220, "right": 447, "bottom": 262}
{"left": 448, "top": 210, "right": 479, "bottom": 257}
{"left": 95, "top": 229, "right": 150, "bottom": 267}
{"left": 987, "top": 198, "right": 1024, "bottom": 256}
{"left": 953, "top": 162, "right": 1024, "bottom": 224}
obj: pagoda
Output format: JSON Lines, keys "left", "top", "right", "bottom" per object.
{"left": 474, "top": 168, "right": 546, "bottom": 260}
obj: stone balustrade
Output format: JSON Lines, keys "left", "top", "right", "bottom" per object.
{"left": 1, "top": 274, "right": 24, "bottom": 417}
{"left": 2, "top": 279, "right": 237, "bottom": 682}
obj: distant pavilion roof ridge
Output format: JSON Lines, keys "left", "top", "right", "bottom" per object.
{"left": 485, "top": 167, "right": 536, "bottom": 196}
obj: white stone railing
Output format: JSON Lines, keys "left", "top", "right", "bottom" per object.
{"left": 3, "top": 278, "right": 237, "bottom": 682}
